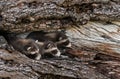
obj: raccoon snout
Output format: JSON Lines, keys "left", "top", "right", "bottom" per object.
{"left": 54, "top": 49, "right": 61, "bottom": 57}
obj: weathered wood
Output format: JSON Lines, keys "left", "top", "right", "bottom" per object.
{"left": 0, "top": 49, "right": 109, "bottom": 79}
{"left": 0, "top": 0, "right": 120, "bottom": 79}
{"left": 66, "top": 21, "right": 120, "bottom": 59}
{"left": 90, "top": 61, "right": 120, "bottom": 79}
{"left": 0, "top": 0, "right": 119, "bottom": 33}
{"left": 0, "top": 21, "right": 120, "bottom": 79}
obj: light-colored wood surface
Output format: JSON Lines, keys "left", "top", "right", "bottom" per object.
{"left": 66, "top": 21, "right": 120, "bottom": 58}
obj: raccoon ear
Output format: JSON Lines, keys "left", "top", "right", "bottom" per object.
{"left": 59, "top": 37, "right": 63, "bottom": 40}
{"left": 35, "top": 40, "right": 38, "bottom": 43}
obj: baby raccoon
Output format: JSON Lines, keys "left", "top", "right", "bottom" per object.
{"left": 13, "top": 39, "right": 41, "bottom": 60}
{"left": 26, "top": 31, "right": 72, "bottom": 49}
{"left": 1, "top": 33, "right": 41, "bottom": 60}
{"left": 36, "top": 40, "right": 61, "bottom": 58}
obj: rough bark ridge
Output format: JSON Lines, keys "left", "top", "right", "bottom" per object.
{"left": 0, "top": 0, "right": 119, "bottom": 33}
{"left": 0, "top": 49, "right": 109, "bottom": 79}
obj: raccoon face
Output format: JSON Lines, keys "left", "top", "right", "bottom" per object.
{"left": 56, "top": 36, "right": 71, "bottom": 48}
{"left": 57, "top": 39, "right": 71, "bottom": 48}
{"left": 56, "top": 33, "right": 72, "bottom": 48}
{"left": 24, "top": 43, "right": 39, "bottom": 54}
{"left": 24, "top": 40, "right": 41, "bottom": 60}
{"left": 43, "top": 41, "right": 61, "bottom": 57}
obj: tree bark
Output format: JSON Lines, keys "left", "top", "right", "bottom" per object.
{"left": 0, "top": 21, "right": 120, "bottom": 79}
{"left": 0, "top": 0, "right": 120, "bottom": 79}
{"left": 66, "top": 21, "right": 120, "bottom": 59}
{"left": 0, "top": 0, "right": 119, "bottom": 33}
{"left": 0, "top": 49, "right": 109, "bottom": 79}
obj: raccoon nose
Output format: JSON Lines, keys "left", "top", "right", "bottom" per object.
{"left": 28, "top": 53, "right": 41, "bottom": 60}
{"left": 52, "top": 50, "right": 57, "bottom": 54}
{"left": 35, "top": 54, "right": 41, "bottom": 60}
{"left": 54, "top": 49, "right": 61, "bottom": 57}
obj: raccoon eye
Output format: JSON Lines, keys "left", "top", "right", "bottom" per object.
{"left": 51, "top": 50, "right": 57, "bottom": 54}
{"left": 64, "top": 40, "right": 69, "bottom": 45}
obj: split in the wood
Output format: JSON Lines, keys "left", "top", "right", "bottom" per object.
{"left": 0, "top": 30, "right": 73, "bottom": 60}
{"left": 0, "top": 30, "right": 119, "bottom": 62}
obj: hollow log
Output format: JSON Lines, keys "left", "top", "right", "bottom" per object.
{"left": 0, "top": 0, "right": 120, "bottom": 79}
{"left": 0, "top": 21, "right": 120, "bottom": 79}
